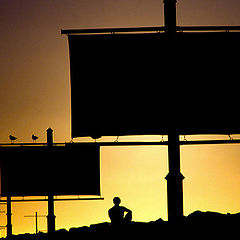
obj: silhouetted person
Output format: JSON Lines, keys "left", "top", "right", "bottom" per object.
{"left": 108, "top": 197, "right": 132, "bottom": 226}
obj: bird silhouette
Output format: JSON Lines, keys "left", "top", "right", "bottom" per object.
{"left": 9, "top": 135, "right": 17, "bottom": 143}
{"left": 32, "top": 134, "right": 38, "bottom": 143}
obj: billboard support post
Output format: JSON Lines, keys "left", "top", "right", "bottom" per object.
{"left": 46, "top": 128, "right": 56, "bottom": 233}
{"left": 47, "top": 194, "right": 55, "bottom": 233}
{"left": 47, "top": 128, "right": 53, "bottom": 147}
{"left": 165, "top": 131, "right": 184, "bottom": 222}
{"left": 6, "top": 195, "right": 12, "bottom": 238}
{"left": 163, "top": 0, "right": 177, "bottom": 34}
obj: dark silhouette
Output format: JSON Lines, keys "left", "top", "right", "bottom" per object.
{"left": 3, "top": 210, "right": 240, "bottom": 239}
{"left": 32, "top": 134, "right": 38, "bottom": 143}
{"left": 9, "top": 135, "right": 17, "bottom": 143}
{"left": 108, "top": 197, "right": 132, "bottom": 225}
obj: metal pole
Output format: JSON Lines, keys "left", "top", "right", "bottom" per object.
{"left": 165, "top": 131, "right": 184, "bottom": 222}
{"left": 0, "top": 197, "right": 104, "bottom": 202}
{"left": 163, "top": 0, "right": 177, "bottom": 34}
{"left": 0, "top": 208, "right": 5, "bottom": 238}
{"left": 47, "top": 128, "right": 53, "bottom": 147}
{"left": 24, "top": 212, "right": 46, "bottom": 234}
{"left": 46, "top": 128, "right": 55, "bottom": 233}
{"left": 35, "top": 212, "right": 38, "bottom": 234}
{"left": 47, "top": 194, "right": 55, "bottom": 233}
{"left": 6, "top": 196, "right": 12, "bottom": 238}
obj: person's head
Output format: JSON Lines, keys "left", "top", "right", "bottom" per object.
{"left": 113, "top": 197, "right": 121, "bottom": 206}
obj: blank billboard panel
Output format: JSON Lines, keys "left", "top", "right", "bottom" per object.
{"left": 68, "top": 32, "right": 240, "bottom": 138}
{"left": 0, "top": 144, "right": 100, "bottom": 197}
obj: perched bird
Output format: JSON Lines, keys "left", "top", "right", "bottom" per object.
{"left": 32, "top": 134, "right": 38, "bottom": 143}
{"left": 9, "top": 135, "right": 17, "bottom": 143}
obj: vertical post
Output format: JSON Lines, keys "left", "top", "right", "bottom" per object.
{"left": 47, "top": 128, "right": 53, "bottom": 147}
{"left": 6, "top": 195, "right": 12, "bottom": 238}
{"left": 46, "top": 128, "right": 56, "bottom": 233}
{"left": 0, "top": 204, "right": 5, "bottom": 238}
{"left": 47, "top": 195, "right": 56, "bottom": 233}
{"left": 165, "top": 131, "right": 184, "bottom": 222}
{"left": 163, "top": 0, "right": 177, "bottom": 34}
{"left": 35, "top": 212, "right": 38, "bottom": 234}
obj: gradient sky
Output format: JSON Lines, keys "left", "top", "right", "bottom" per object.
{"left": 1, "top": 0, "right": 240, "bottom": 237}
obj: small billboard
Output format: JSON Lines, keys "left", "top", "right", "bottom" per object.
{"left": 0, "top": 144, "right": 100, "bottom": 197}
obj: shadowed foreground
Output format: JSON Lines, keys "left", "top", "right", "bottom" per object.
{"left": 4, "top": 211, "right": 240, "bottom": 240}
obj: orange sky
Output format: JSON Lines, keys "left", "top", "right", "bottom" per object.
{"left": 1, "top": 0, "right": 240, "bottom": 237}
{"left": 1, "top": 135, "right": 240, "bottom": 237}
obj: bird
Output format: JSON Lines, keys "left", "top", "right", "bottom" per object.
{"left": 9, "top": 135, "right": 17, "bottom": 144}
{"left": 32, "top": 134, "right": 38, "bottom": 143}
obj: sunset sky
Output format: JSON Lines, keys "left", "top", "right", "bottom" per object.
{"left": 1, "top": 0, "right": 240, "bottom": 236}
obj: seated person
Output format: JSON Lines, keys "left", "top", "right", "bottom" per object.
{"left": 108, "top": 197, "right": 132, "bottom": 225}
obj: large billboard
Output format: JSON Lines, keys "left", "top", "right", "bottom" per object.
{"left": 68, "top": 32, "right": 240, "bottom": 138}
{"left": 0, "top": 144, "right": 100, "bottom": 197}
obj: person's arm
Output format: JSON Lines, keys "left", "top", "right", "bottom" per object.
{"left": 108, "top": 209, "right": 112, "bottom": 220}
{"left": 123, "top": 207, "right": 132, "bottom": 214}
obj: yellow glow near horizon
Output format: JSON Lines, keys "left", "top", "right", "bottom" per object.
{"left": 1, "top": 0, "right": 240, "bottom": 237}
{"left": 1, "top": 135, "right": 240, "bottom": 237}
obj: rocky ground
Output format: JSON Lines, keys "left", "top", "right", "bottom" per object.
{"left": 4, "top": 211, "right": 240, "bottom": 240}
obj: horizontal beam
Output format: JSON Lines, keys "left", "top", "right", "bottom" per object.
{"left": 24, "top": 215, "right": 46, "bottom": 218}
{"left": 0, "top": 197, "right": 104, "bottom": 202}
{"left": 180, "top": 139, "right": 240, "bottom": 145}
{"left": 98, "top": 141, "right": 168, "bottom": 146}
{"left": 177, "top": 25, "right": 240, "bottom": 32}
{"left": 61, "top": 26, "right": 240, "bottom": 35}
{"left": 98, "top": 139, "right": 240, "bottom": 146}
{"left": 0, "top": 143, "right": 61, "bottom": 147}
{"left": 61, "top": 26, "right": 165, "bottom": 35}
{"left": 1, "top": 139, "right": 240, "bottom": 147}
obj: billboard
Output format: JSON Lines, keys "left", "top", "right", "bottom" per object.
{"left": 0, "top": 144, "right": 100, "bottom": 197}
{"left": 68, "top": 32, "right": 240, "bottom": 138}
